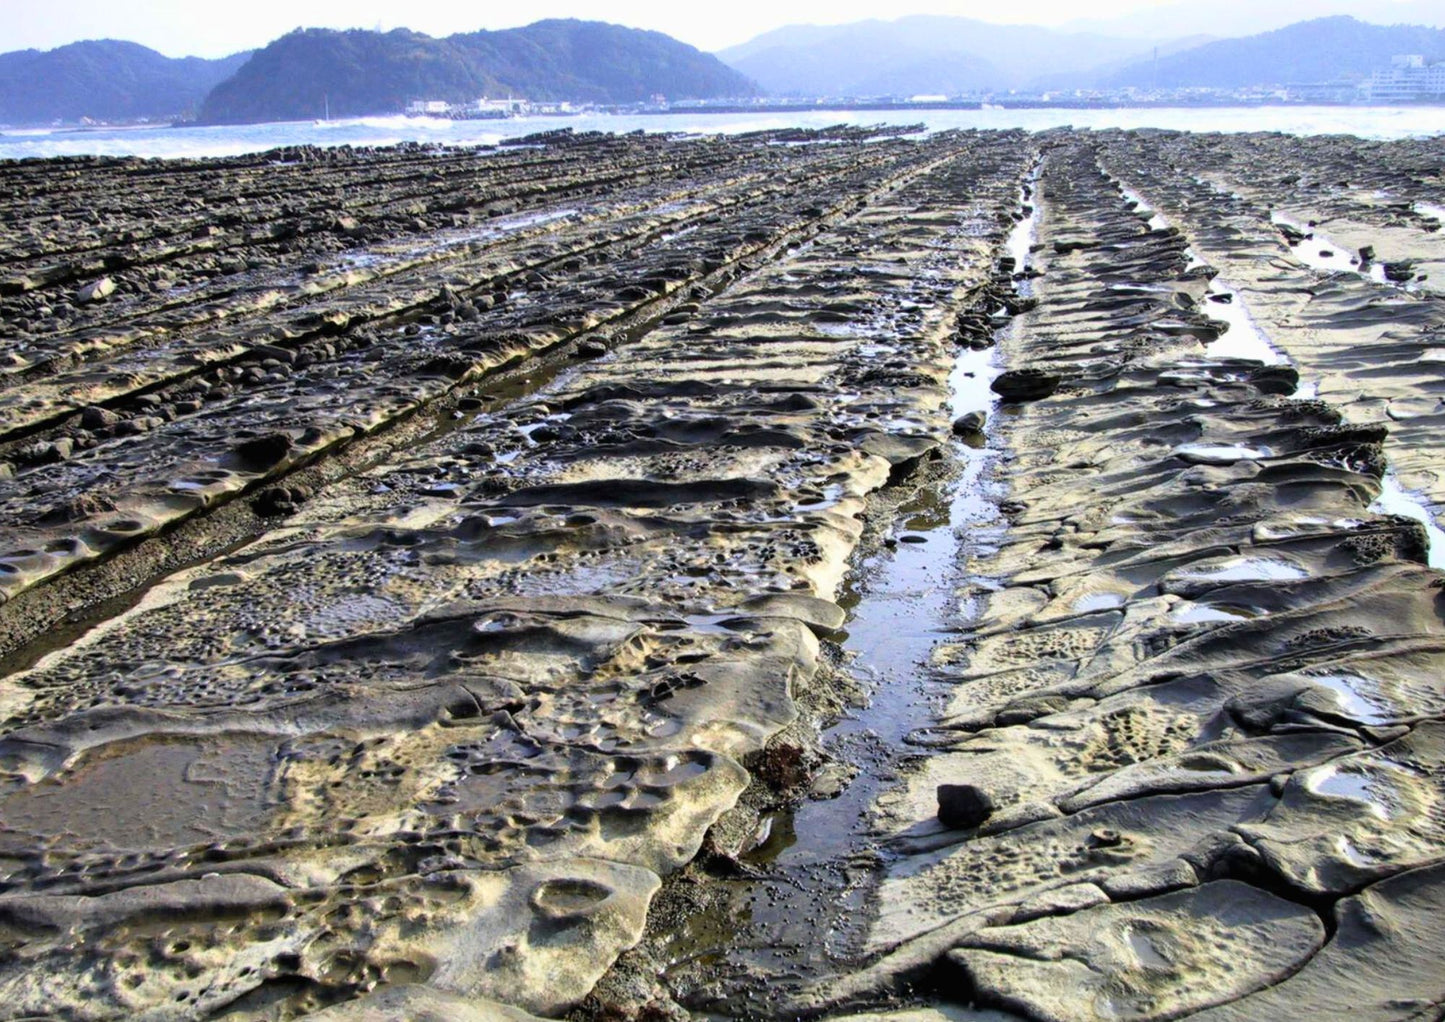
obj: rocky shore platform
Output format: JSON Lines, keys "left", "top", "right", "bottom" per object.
{"left": 0, "top": 126, "right": 1442, "bottom": 1021}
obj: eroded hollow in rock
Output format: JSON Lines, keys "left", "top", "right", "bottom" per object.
{"left": 1, "top": 124, "right": 1443, "bottom": 1022}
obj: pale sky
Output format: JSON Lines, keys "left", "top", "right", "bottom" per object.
{"left": 0, "top": 0, "right": 1438, "bottom": 57}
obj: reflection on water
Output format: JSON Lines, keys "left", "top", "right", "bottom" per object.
{"left": 1306, "top": 763, "right": 1399, "bottom": 819}
{"left": 1171, "top": 602, "right": 1258, "bottom": 624}
{"left": 1175, "top": 557, "right": 1308, "bottom": 583}
{"left": 1271, "top": 212, "right": 1391, "bottom": 285}
{"left": 1202, "top": 281, "right": 1288, "bottom": 365}
{"left": 1370, "top": 474, "right": 1445, "bottom": 569}
{"left": 1172, "top": 443, "right": 1272, "bottom": 464}
{"left": 1075, "top": 592, "right": 1127, "bottom": 612}
{"left": 1309, "top": 673, "right": 1394, "bottom": 726}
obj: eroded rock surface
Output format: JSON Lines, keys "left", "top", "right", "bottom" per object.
{"left": 782, "top": 134, "right": 1445, "bottom": 1022}
{"left": 1, "top": 127, "right": 1444, "bottom": 1021}
{"left": 0, "top": 128, "right": 1035, "bottom": 1018}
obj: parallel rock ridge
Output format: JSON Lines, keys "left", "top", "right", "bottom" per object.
{"left": 795, "top": 131, "right": 1445, "bottom": 1022}
{"left": 0, "top": 126, "right": 1028, "bottom": 1018}
{"left": 0, "top": 126, "right": 1443, "bottom": 1022}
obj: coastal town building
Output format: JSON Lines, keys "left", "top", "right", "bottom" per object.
{"left": 476, "top": 96, "right": 527, "bottom": 115}
{"left": 1363, "top": 54, "right": 1445, "bottom": 102}
{"left": 402, "top": 96, "right": 578, "bottom": 119}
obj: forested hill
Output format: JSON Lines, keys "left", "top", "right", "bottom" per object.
{"left": 199, "top": 20, "right": 756, "bottom": 124}
{"left": 0, "top": 41, "right": 249, "bottom": 124}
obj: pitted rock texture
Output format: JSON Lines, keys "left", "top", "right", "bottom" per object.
{"left": 776, "top": 133, "right": 1445, "bottom": 1022}
{"left": 3, "top": 127, "right": 1445, "bottom": 1022}
{"left": 0, "top": 128, "right": 1036, "bottom": 1019}
{"left": 1094, "top": 129, "right": 1445, "bottom": 525}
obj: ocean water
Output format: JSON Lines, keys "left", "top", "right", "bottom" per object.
{"left": 2, "top": 106, "right": 1441, "bottom": 160}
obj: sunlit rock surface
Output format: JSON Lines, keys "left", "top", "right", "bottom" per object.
{"left": 0, "top": 126, "right": 1443, "bottom": 1020}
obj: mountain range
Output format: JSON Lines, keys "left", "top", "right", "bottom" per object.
{"left": 717, "top": 18, "right": 1208, "bottom": 96}
{"left": 1063, "top": 0, "right": 1445, "bottom": 39}
{"left": 1106, "top": 16, "right": 1445, "bottom": 89}
{"left": 0, "top": 40, "right": 248, "bottom": 123}
{"left": 2, "top": 13, "right": 1442, "bottom": 127}
{"left": 723, "top": 15, "right": 1445, "bottom": 97}
{"left": 200, "top": 21, "right": 755, "bottom": 124}
{"left": 0, "top": 22, "right": 754, "bottom": 127}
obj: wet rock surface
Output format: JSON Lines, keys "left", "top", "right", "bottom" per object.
{"left": 0, "top": 127, "right": 1443, "bottom": 1021}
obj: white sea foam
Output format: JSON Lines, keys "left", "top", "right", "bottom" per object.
{"left": 3, "top": 106, "right": 1442, "bottom": 160}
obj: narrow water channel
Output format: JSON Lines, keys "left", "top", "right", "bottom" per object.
{"left": 772, "top": 188, "right": 1034, "bottom": 872}
{"left": 657, "top": 185, "right": 1040, "bottom": 1018}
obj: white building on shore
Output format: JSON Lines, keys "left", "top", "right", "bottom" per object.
{"left": 404, "top": 96, "right": 577, "bottom": 118}
{"left": 1363, "top": 55, "right": 1445, "bottom": 102}
{"left": 476, "top": 96, "right": 527, "bottom": 116}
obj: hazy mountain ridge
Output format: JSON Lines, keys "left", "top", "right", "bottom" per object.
{"left": 719, "top": 14, "right": 1445, "bottom": 97}
{"left": 199, "top": 21, "right": 755, "bottom": 124}
{"left": 717, "top": 16, "right": 1200, "bottom": 96}
{"left": 1106, "top": 16, "right": 1445, "bottom": 88}
{"left": 0, "top": 40, "right": 249, "bottom": 124}
{"left": 720, "top": 21, "right": 1006, "bottom": 97}
{"left": 1065, "top": 0, "right": 1445, "bottom": 39}
{"left": 8, "top": 11, "right": 1443, "bottom": 128}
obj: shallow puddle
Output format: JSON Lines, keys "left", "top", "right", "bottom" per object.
{"left": 1118, "top": 183, "right": 1171, "bottom": 232}
{"left": 1074, "top": 592, "right": 1127, "bottom": 613}
{"left": 1201, "top": 282, "right": 1287, "bottom": 366}
{"left": 1309, "top": 673, "right": 1394, "bottom": 726}
{"left": 1173, "top": 443, "right": 1271, "bottom": 465}
{"left": 1306, "top": 763, "right": 1397, "bottom": 819}
{"left": 1414, "top": 201, "right": 1445, "bottom": 225}
{"left": 1171, "top": 602, "right": 1257, "bottom": 625}
{"left": 1175, "top": 557, "right": 1308, "bottom": 583}
{"left": 1271, "top": 212, "right": 1391, "bottom": 285}
{"left": 1369, "top": 474, "right": 1445, "bottom": 569}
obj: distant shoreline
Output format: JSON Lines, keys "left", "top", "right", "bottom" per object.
{"left": 6, "top": 99, "right": 1441, "bottom": 135}
{"left": 638, "top": 99, "right": 1445, "bottom": 115}
{"left": 3, "top": 106, "right": 1439, "bottom": 159}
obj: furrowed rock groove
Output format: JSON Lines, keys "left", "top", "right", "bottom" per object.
{"left": 1, "top": 126, "right": 1444, "bottom": 1022}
